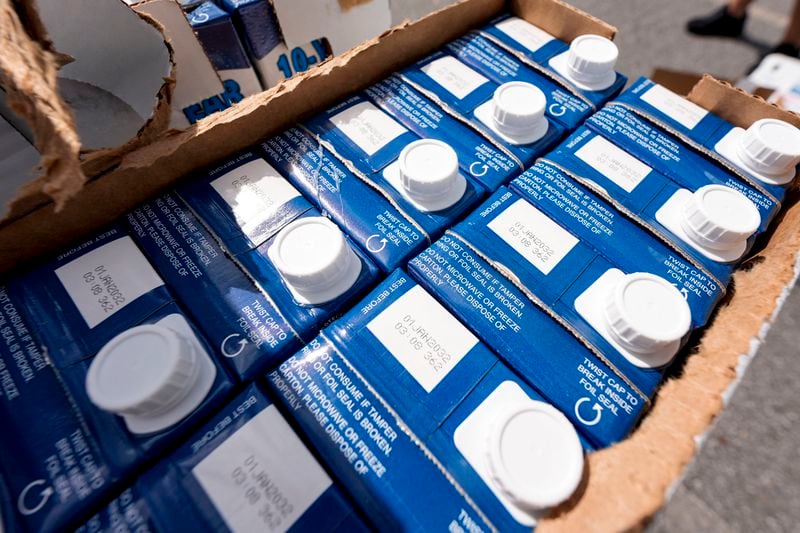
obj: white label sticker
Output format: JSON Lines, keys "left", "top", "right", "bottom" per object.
{"left": 639, "top": 84, "right": 708, "bottom": 130}
{"left": 495, "top": 17, "right": 555, "bottom": 54}
{"left": 366, "top": 285, "right": 478, "bottom": 393}
{"left": 211, "top": 158, "right": 301, "bottom": 243}
{"left": 487, "top": 199, "right": 579, "bottom": 275}
{"left": 193, "top": 405, "right": 332, "bottom": 533}
{"left": 55, "top": 237, "right": 164, "bottom": 329}
{"left": 574, "top": 136, "right": 652, "bottom": 193}
{"left": 421, "top": 56, "right": 490, "bottom": 100}
{"left": 453, "top": 380, "right": 537, "bottom": 526}
{"left": 329, "top": 101, "right": 408, "bottom": 156}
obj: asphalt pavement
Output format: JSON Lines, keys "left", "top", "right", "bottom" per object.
{"left": 390, "top": 1, "right": 800, "bottom": 530}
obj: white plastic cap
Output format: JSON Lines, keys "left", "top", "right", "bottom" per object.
{"left": 491, "top": 81, "right": 549, "bottom": 144}
{"left": 565, "top": 34, "right": 618, "bottom": 91}
{"left": 269, "top": 217, "right": 362, "bottom": 305}
{"left": 680, "top": 184, "right": 761, "bottom": 253}
{"left": 398, "top": 139, "right": 466, "bottom": 211}
{"left": 603, "top": 273, "right": 691, "bottom": 367}
{"left": 86, "top": 325, "right": 201, "bottom": 430}
{"left": 736, "top": 118, "right": 800, "bottom": 185}
{"left": 486, "top": 401, "right": 584, "bottom": 511}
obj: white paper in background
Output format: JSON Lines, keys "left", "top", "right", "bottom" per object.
{"left": 36, "top": 0, "right": 172, "bottom": 149}
{"left": 0, "top": 116, "right": 40, "bottom": 219}
{"left": 272, "top": 0, "right": 391, "bottom": 55}
{"left": 131, "top": 0, "right": 226, "bottom": 129}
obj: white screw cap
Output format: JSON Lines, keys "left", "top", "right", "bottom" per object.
{"left": 269, "top": 217, "right": 362, "bottom": 305}
{"left": 680, "top": 184, "right": 761, "bottom": 252}
{"left": 86, "top": 325, "right": 200, "bottom": 420}
{"left": 736, "top": 118, "right": 800, "bottom": 184}
{"left": 486, "top": 401, "right": 584, "bottom": 512}
{"left": 603, "top": 273, "right": 691, "bottom": 367}
{"left": 398, "top": 139, "right": 466, "bottom": 211}
{"left": 491, "top": 81, "right": 549, "bottom": 144}
{"left": 565, "top": 34, "right": 618, "bottom": 91}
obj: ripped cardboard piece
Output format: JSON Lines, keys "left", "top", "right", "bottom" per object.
{"left": 0, "top": 0, "right": 84, "bottom": 213}
{"left": 0, "top": 0, "right": 176, "bottom": 221}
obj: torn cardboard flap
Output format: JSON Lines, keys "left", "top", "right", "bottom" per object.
{"left": 36, "top": 0, "right": 173, "bottom": 151}
{"left": 0, "top": 0, "right": 84, "bottom": 213}
{"left": 0, "top": 0, "right": 176, "bottom": 221}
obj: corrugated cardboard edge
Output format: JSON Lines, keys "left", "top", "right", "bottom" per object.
{"left": 0, "top": 0, "right": 84, "bottom": 211}
{"left": 512, "top": 0, "right": 616, "bottom": 40}
{"left": 538, "top": 82, "right": 800, "bottom": 530}
{"left": 0, "top": 1, "right": 177, "bottom": 222}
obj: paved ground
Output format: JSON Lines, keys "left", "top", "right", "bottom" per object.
{"left": 391, "top": 1, "right": 800, "bottom": 530}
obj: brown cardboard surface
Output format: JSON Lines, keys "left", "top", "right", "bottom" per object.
{"left": 689, "top": 74, "right": 800, "bottom": 131}
{"left": 1, "top": 1, "right": 798, "bottom": 530}
{"left": 0, "top": 0, "right": 84, "bottom": 213}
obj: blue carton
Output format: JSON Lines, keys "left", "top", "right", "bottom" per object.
{"left": 303, "top": 90, "right": 486, "bottom": 226}
{"left": 77, "top": 384, "right": 368, "bottom": 533}
{"left": 584, "top": 104, "right": 781, "bottom": 228}
{"left": 614, "top": 77, "right": 799, "bottom": 197}
{"left": 479, "top": 14, "right": 567, "bottom": 68}
{"left": 406, "top": 228, "right": 647, "bottom": 448}
{"left": 188, "top": 2, "right": 262, "bottom": 97}
{"left": 12, "top": 225, "right": 172, "bottom": 366}
{"left": 400, "top": 34, "right": 578, "bottom": 168}
{"left": 178, "top": 149, "right": 313, "bottom": 257}
{"left": 510, "top": 161, "right": 724, "bottom": 328}
{"left": 364, "top": 74, "right": 520, "bottom": 191}
{"left": 415, "top": 186, "right": 696, "bottom": 399}
{"left": 0, "top": 473, "right": 21, "bottom": 533}
{"left": 127, "top": 193, "right": 304, "bottom": 381}
{"left": 0, "top": 284, "right": 233, "bottom": 532}
{"left": 218, "top": 0, "right": 281, "bottom": 85}
{"left": 266, "top": 318, "right": 496, "bottom": 529}
{"left": 479, "top": 14, "right": 627, "bottom": 108}
{"left": 260, "top": 127, "right": 429, "bottom": 273}
{"left": 545, "top": 126, "right": 766, "bottom": 276}
{"left": 295, "top": 270, "right": 592, "bottom": 529}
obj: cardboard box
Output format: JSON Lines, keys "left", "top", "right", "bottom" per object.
{"left": 2, "top": 0, "right": 799, "bottom": 529}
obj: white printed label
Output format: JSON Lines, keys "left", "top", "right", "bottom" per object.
{"left": 55, "top": 237, "right": 164, "bottom": 329}
{"left": 421, "top": 56, "right": 490, "bottom": 100}
{"left": 640, "top": 84, "right": 708, "bottom": 130}
{"left": 329, "top": 101, "right": 408, "bottom": 156}
{"left": 211, "top": 158, "right": 301, "bottom": 243}
{"left": 574, "top": 136, "right": 652, "bottom": 193}
{"left": 495, "top": 17, "right": 555, "bottom": 54}
{"left": 487, "top": 199, "right": 579, "bottom": 275}
{"left": 366, "top": 285, "right": 478, "bottom": 393}
{"left": 453, "top": 380, "right": 537, "bottom": 526}
{"left": 193, "top": 405, "right": 332, "bottom": 533}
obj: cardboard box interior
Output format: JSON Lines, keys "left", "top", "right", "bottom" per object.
{"left": 2, "top": 0, "right": 800, "bottom": 530}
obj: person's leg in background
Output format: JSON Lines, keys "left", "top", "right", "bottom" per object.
{"left": 687, "top": 0, "right": 753, "bottom": 38}
{"left": 777, "top": 0, "right": 800, "bottom": 55}
{"left": 687, "top": 0, "right": 800, "bottom": 57}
